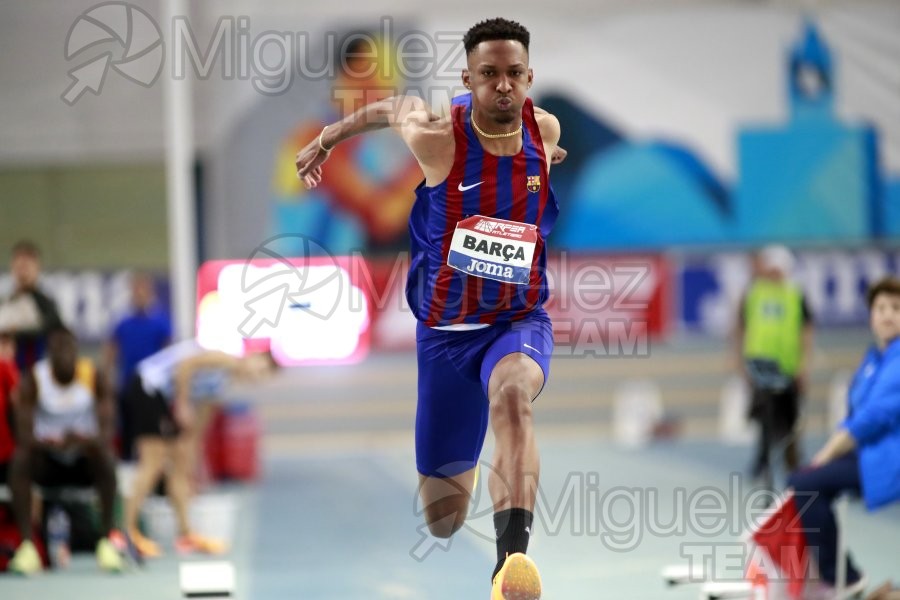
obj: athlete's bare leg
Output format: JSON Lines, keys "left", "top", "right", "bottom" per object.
{"left": 127, "top": 437, "right": 168, "bottom": 534}
{"left": 417, "top": 352, "right": 542, "bottom": 539}
{"left": 418, "top": 469, "right": 477, "bottom": 538}
{"left": 168, "top": 403, "right": 214, "bottom": 536}
{"left": 485, "top": 351, "right": 543, "bottom": 587}
{"left": 487, "top": 353, "right": 542, "bottom": 513}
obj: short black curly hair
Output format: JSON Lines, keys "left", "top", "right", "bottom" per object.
{"left": 463, "top": 18, "right": 530, "bottom": 55}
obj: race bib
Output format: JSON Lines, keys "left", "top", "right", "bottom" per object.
{"left": 447, "top": 216, "right": 538, "bottom": 285}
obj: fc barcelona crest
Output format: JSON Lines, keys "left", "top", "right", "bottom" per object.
{"left": 526, "top": 175, "right": 541, "bottom": 193}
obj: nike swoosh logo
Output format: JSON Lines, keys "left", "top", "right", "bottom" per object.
{"left": 523, "top": 343, "right": 542, "bottom": 355}
{"left": 458, "top": 181, "right": 483, "bottom": 191}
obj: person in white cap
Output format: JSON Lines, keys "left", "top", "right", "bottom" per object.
{"left": 734, "top": 244, "right": 814, "bottom": 479}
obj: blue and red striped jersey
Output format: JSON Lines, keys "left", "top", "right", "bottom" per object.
{"left": 406, "top": 93, "right": 560, "bottom": 327}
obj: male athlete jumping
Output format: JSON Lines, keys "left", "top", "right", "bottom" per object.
{"left": 296, "top": 18, "right": 564, "bottom": 599}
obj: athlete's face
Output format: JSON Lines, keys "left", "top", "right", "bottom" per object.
{"left": 871, "top": 292, "right": 900, "bottom": 349}
{"left": 463, "top": 40, "right": 532, "bottom": 125}
{"left": 48, "top": 330, "right": 78, "bottom": 385}
{"left": 11, "top": 252, "right": 40, "bottom": 290}
{"left": 131, "top": 274, "right": 156, "bottom": 311}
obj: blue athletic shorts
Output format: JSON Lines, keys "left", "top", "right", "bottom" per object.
{"left": 415, "top": 308, "right": 554, "bottom": 478}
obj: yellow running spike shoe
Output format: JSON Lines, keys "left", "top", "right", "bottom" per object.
{"left": 96, "top": 537, "right": 125, "bottom": 573}
{"left": 9, "top": 540, "right": 43, "bottom": 576}
{"left": 491, "top": 553, "right": 541, "bottom": 600}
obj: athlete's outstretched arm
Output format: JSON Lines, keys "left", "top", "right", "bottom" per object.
{"left": 295, "top": 96, "right": 438, "bottom": 189}
{"left": 533, "top": 106, "right": 567, "bottom": 165}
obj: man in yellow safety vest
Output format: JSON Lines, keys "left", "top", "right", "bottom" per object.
{"left": 735, "top": 245, "right": 814, "bottom": 479}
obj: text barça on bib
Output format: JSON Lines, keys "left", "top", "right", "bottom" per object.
{"left": 446, "top": 215, "right": 538, "bottom": 285}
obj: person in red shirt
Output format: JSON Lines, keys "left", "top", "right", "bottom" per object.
{"left": 0, "top": 333, "right": 18, "bottom": 476}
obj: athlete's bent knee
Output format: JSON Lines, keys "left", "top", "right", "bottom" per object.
{"left": 422, "top": 496, "right": 469, "bottom": 538}
{"left": 422, "top": 482, "right": 469, "bottom": 538}
{"left": 490, "top": 382, "right": 534, "bottom": 428}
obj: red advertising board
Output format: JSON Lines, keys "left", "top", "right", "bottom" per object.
{"left": 196, "top": 256, "right": 371, "bottom": 365}
{"left": 357, "top": 253, "right": 671, "bottom": 352}
{"left": 196, "top": 252, "right": 670, "bottom": 360}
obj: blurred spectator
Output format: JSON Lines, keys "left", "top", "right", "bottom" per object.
{"left": 734, "top": 244, "right": 813, "bottom": 477}
{"left": 787, "top": 276, "right": 900, "bottom": 594}
{"left": 103, "top": 272, "right": 171, "bottom": 460}
{"left": 0, "top": 334, "right": 17, "bottom": 480}
{"left": 0, "top": 241, "right": 64, "bottom": 371}
{"left": 7, "top": 328, "right": 122, "bottom": 575}
{"left": 124, "top": 341, "right": 277, "bottom": 558}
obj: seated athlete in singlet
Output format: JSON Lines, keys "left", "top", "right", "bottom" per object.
{"left": 7, "top": 327, "right": 122, "bottom": 574}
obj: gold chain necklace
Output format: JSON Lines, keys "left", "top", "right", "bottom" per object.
{"left": 471, "top": 114, "right": 522, "bottom": 139}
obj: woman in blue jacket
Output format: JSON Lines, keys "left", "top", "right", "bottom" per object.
{"left": 788, "top": 277, "right": 900, "bottom": 592}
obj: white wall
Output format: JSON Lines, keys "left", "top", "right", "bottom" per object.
{"left": 1, "top": 0, "right": 898, "bottom": 175}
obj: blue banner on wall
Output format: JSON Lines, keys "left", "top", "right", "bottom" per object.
{"left": 677, "top": 249, "right": 900, "bottom": 335}
{"left": 0, "top": 270, "right": 170, "bottom": 343}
